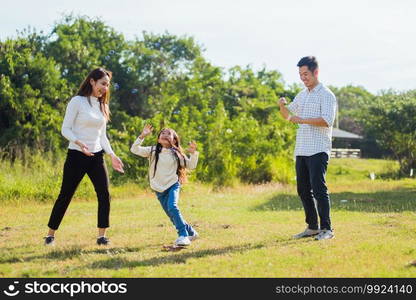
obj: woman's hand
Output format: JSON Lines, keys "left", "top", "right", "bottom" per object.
{"left": 139, "top": 124, "right": 153, "bottom": 139}
{"left": 188, "top": 141, "right": 197, "bottom": 154}
{"left": 75, "top": 140, "right": 94, "bottom": 156}
{"left": 111, "top": 154, "right": 124, "bottom": 173}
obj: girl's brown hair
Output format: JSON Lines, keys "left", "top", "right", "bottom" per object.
{"left": 151, "top": 128, "right": 188, "bottom": 184}
{"left": 77, "top": 68, "right": 112, "bottom": 121}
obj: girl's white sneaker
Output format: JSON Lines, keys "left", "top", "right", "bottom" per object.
{"left": 175, "top": 236, "right": 191, "bottom": 246}
{"left": 189, "top": 231, "right": 199, "bottom": 241}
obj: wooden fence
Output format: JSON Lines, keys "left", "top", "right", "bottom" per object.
{"left": 330, "top": 148, "right": 361, "bottom": 158}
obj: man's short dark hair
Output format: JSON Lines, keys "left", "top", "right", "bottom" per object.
{"left": 297, "top": 56, "right": 318, "bottom": 73}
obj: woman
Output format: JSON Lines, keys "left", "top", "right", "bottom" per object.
{"left": 44, "top": 68, "right": 124, "bottom": 246}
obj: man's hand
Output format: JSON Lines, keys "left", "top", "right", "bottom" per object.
{"left": 279, "top": 97, "right": 287, "bottom": 107}
{"left": 290, "top": 116, "right": 304, "bottom": 124}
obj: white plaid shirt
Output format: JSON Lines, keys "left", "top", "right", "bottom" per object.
{"left": 288, "top": 83, "right": 337, "bottom": 157}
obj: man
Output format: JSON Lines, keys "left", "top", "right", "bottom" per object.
{"left": 279, "top": 56, "right": 337, "bottom": 240}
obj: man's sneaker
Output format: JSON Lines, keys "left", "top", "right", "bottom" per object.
{"left": 44, "top": 236, "right": 55, "bottom": 246}
{"left": 175, "top": 236, "right": 191, "bottom": 246}
{"left": 315, "top": 230, "right": 334, "bottom": 240}
{"left": 188, "top": 231, "right": 199, "bottom": 241}
{"left": 293, "top": 227, "right": 320, "bottom": 239}
{"left": 97, "top": 236, "right": 110, "bottom": 245}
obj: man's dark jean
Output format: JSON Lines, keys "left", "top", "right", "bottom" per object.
{"left": 295, "top": 152, "right": 331, "bottom": 230}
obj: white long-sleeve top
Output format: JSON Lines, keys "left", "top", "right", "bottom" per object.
{"left": 61, "top": 95, "right": 114, "bottom": 154}
{"left": 130, "top": 137, "right": 199, "bottom": 192}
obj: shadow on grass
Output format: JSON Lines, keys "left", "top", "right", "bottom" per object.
{"left": 87, "top": 243, "right": 263, "bottom": 269}
{"left": 43, "top": 246, "right": 148, "bottom": 259}
{"left": 86, "top": 238, "right": 316, "bottom": 270}
{"left": 0, "top": 237, "right": 316, "bottom": 271}
{"left": 0, "top": 246, "right": 146, "bottom": 264}
{"left": 253, "top": 187, "right": 416, "bottom": 212}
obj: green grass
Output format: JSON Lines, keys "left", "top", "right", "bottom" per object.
{"left": 0, "top": 158, "right": 415, "bottom": 277}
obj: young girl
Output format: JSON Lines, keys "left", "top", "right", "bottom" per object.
{"left": 130, "top": 124, "right": 199, "bottom": 246}
{"left": 44, "top": 68, "right": 124, "bottom": 246}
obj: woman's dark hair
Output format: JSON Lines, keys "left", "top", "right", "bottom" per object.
{"left": 297, "top": 56, "right": 318, "bottom": 73}
{"left": 77, "top": 68, "right": 112, "bottom": 121}
{"left": 151, "top": 128, "right": 187, "bottom": 184}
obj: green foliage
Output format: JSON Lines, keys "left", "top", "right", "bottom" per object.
{"left": 0, "top": 33, "right": 71, "bottom": 160}
{"left": 330, "top": 85, "right": 374, "bottom": 134}
{"left": 45, "top": 14, "right": 127, "bottom": 92}
{"left": 360, "top": 90, "right": 416, "bottom": 175}
{"left": 330, "top": 85, "right": 415, "bottom": 167}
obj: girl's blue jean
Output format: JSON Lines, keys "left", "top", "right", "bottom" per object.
{"left": 155, "top": 182, "right": 195, "bottom": 237}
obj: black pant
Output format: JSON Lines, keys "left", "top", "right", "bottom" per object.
{"left": 296, "top": 152, "right": 331, "bottom": 230}
{"left": 48, "top": 149, "right": 110, "bottom": 230}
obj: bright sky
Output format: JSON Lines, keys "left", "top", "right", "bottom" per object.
{"left": 1, "top": 0, "right": 415, "bottom": 94}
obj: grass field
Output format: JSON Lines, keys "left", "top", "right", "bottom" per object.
{"left": 0, "top": 158, "right": 415, "bottom": 277}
